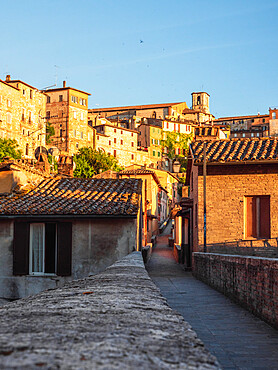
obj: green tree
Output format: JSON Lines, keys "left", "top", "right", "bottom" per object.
{"left": 73, "top": 147, "right": 123, "bottom": 178}
{"left": 0, "top": 138, "right": 22, "bottom": 162}
{"left": 161, "top": 131, "right": 192, "bottom": 172}
{"left": 46, "top": 122, "right": 55, "bottom": 144}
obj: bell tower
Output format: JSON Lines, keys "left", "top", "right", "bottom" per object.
{"left": 191, "top": 92, "right": 210, "bottom": 114}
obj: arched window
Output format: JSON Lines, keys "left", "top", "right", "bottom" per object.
{"left": 152, "top": 111, "right": 157, "bottom": 118}
{"left": 197, "top": 96, "right": 201, "bottom": 105}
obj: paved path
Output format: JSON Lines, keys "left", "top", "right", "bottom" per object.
{"left": 146, "top": 226, "right": 278, "bottom": 369}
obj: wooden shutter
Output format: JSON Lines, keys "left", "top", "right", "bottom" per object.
{"left": 57, "top": 222, "right": 72, "bottom": 276}
{"left": 259, "top": 196, "right": 270, "bottom": 238}
{"left": 13, "top": 221, "right": 29, "bottom": 275}
{"left": 246, "top": 197, "right": 257, "bottom": 237}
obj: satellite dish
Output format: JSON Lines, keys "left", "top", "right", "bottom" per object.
{"left": 35, "top": 146, "right": 48, "bottom": 160}
{"left": 48, "top": 147, "right": 60, "bottom": 156}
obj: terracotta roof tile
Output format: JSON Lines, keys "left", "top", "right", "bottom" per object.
{"left": 191, "top": 137, "right": 278, "bottom": 164}
{"left": 0, "top": 178, "right": 142, "bottom": 217}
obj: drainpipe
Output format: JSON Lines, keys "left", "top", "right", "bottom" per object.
{"left": 203, "top": 142, "right": 207, "bottom": 252}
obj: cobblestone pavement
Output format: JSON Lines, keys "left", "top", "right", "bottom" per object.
{"left": 146, "top": 227, "right": 278, "bottom": 370}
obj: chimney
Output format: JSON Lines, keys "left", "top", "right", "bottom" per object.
{"left": 63, "top": 81, "right": 66, "bottom": 88}
{"left": 6, "top": 75, "right": 11, "bottom": 82}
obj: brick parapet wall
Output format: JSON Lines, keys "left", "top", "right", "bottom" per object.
{"left": 193, "top": 252, "right": 278, "bottom": 329}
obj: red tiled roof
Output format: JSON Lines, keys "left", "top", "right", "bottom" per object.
{"left": 190, "top": 137, "right": 278, "bottom": 164}
{"left": 214, "top": 114, "right": 268, "bottom": 122}
{"left": 0, "top": 178, "right": 142, "bottom": 217}
{"left": 89, "top": 102, "right": 185, "bottom": 113}
{"left": 119, "top": 169, "right": 167, "bottom": 191}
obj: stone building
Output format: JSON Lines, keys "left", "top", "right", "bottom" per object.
{"left": 94, "top": 122, "right": 139, "bottom": 167}
{"left": 45, "top": 82, "right": 91, "bottom": 155}
{"left": 88, "top": 92, "right": 214, "bottom": 125}
{"left": 269, "top": 107, "right": 278, "bottom": 136}
{"left": 185, "top": 137, "right": 278, "bottom": 254}
{"left": 0, "top": 177, "right": 142, "bottom": 299}
{"left": 214, "top": 114, "right": 269, "bottom": 139}
{"left": 119, "top": 168, "right": 168, "bottom": 243}
{"left": 0, "top": 75, "right": 46, "bottom": 158}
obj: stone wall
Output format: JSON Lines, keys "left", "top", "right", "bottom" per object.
{"left": 193, "top": 252, "right": 278, "bottom": 329}
{"left": 0, "top": 252, "right": 218, "bottom": 369}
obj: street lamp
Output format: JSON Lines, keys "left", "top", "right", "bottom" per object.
{"left": 172, "top": 159, "right": 181, "bottom": 173}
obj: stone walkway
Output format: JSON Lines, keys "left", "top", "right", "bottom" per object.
{"left": 146, "top": 226, "right": 278, "bottom": 370}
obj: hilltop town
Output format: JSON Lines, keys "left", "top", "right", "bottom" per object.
{"left": 0, "top": 75, "right": 278, "bottom": 369}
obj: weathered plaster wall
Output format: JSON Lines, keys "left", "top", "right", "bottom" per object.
{"left": 0, "top": 218, "right": 138, "bottom": 299}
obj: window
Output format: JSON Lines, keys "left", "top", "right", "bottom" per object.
{"left": 234, "top": 133, "right": 237, "bottom": 137}
{"left": 29, "top": 112, "right": 32, "bottom": 123}
{"left": 97, "top": 135, "right": 99, "bottom": 140}
{"left": 7, "top": 113, "right": 11, "bottom": 124}
{"left": 257, "top": 133, "right": 260, "bottom": 137}
{"left": 80, "top": 131, "right": 83, "bottom": 139}
{"left": 73, "top": 111, "right": 77, "bottom": 119}
{"left": 158, "top": 152, "right": 160, "bottom": 157}
{"left": 13, "top": 222, "right": 72, "bottom": 276}
{"left": 25, "top": 143, "right": 29, "bottom": 156}
{"left": 7, "top": 99, "right": 12, "bottom": 108}
{"left": 121, "top": 130, "right": 123, "bottom": 134}
{"left": 76, "top": 143, "right": 79, "bottom": 148}
{"left": 30, "top": 90, "right": 33, "bottom": 99}
{"left": 46, "top": 111, "right": 50, "bottom": 119}
{"left": 59, "top": 95, "right": 63, "bottom": 102}
{"left": 30, "top": 223, "right": 56, "bottom": 274}
{"left": 114, "top": 138, "right": 116, "bottom": 144}
{"left": 272, "top": 112, "right": 276, "bottom": 119}
{"left": 113, "top": 150, "right": 116, "bottom": 157}
{"left": 245, "top": 196, "right": 270, "bottom": 239}
{"left": 153, "top": 150, "right": 155, "bottom": 156}
{"left": 114, "top": 128, "right": 116, "bottom": 133}
{"left": 197, "top": 96, "right": 201, "bottom": 105}
{"left": 242, "top": 133, "right": 245, "bottom": 138}
{"left": 251, "top": 133, "right": 254, "bottom": 137}
{"left": 60, "top": 129, "right": 63, "bottom": 137}
{"left": 131, "top": 133, "right": 133, "bottom": 137}
{"left": 22, "top": 89, "right": 25, "bottom": 96}
{"left": 109, "top": 140, "right": 111, "bottom": 145}
{"left": 73, "top": 129, "right": 76, "bottom": 137}
{"left": 71, "top": 96, "right": 78, "bottom": 104}
{"left": 121, "top": 140, "right": 123, "bottom": 145}
{"left": 131, "top": 154, "right": 134, "bottom": 160}
{"left": 46, "top": 96, "right": 51, "bottom": 103}
{"left": 22, "top": 109, "right": 25, "bottom": 121}
{"left": 131, "top": 141, "right": 134, "bottom": 147}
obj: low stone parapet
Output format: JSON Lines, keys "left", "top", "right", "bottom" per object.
{"left": 193, "top": 252, "right": 278, "bottom": 329}
{"left": 0, "top": 252, "right": 218, "bottom": 369}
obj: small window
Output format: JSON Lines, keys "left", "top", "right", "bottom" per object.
{"left": 242, "top": 133, "right": 245, "bottom": 138}
{"left": 109, "top": 140, "right": 111, "bottom": 145}
{"left": 131, "top": 142, "right": 134, "bottom": 147}
{"left": 131, "top": 133, "right": 133, "bottom": 137}
{"left": 245, "top": 196, "right": 270, "bottom": 239}
{"left": 272, "top": 112, "right": 276, "bottom": 119}
{"left": 22, "top": 89, "right": 25, "bottom": 96}
{"left": 131, "top": 154, "right": 134, "bottom": 160}
{"left": 25, "top": 143, "right": 29, "bottom": 156}
{"left": 73, "top": 130, "right": 76, "bottom": 137}
{"left": 114, "top": 128, "right": 116, "bottom": 133}
{"left": 158, "top": 152, "right": 160, "bottom": 157}
{"left": 114, "top": 150, "right": 116, "bottom": 157}
{"left": 73, "top": 111, "right": 77, "bottom": 119}
{"left": 251, "top": 133, "right": 254, "bottom": 137}
{"left": 46, "top": 111, "right": 50, "bottom": 119}
{"left": 153, "top": 150, "right": 155, "bottom": 156}
{"left": 80, "top": 131, "right": 83, "bottom": 139}
{"left": 60, "top": 129, "right": 63, "bottom": 137}
{"left": 114, "top": 138, "right": 116, "bottom": 143}
{"left": 7, "top": 113, "right": 11, "bottom": 124}
{"left": 121, "top": 130, "right": 123, "bottom": 134}
{"left": 76, "top": 143, "right": 79, "bottom": 148}
{"left": 7, "top": 99, "right": 12, "bottom": 108}
{"left": 30, "top": 90, "right": 33, "bottom": 99}
{"left": 257, "top": 133, "right": 260, "bottom": 137}
{"left": 47, "top": 96, "right": 51, "bottom": 103}
{"left": 59, "top": 95, "right": 63, "bottom": 102}
{"left": 121, "top": 140, "right": 123, "bottom": 145}
{"left": 97, "top": 135, "right": 99, "bottom": 140}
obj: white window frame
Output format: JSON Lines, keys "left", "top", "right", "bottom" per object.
{"left": 29, "top": 223, "right": 45, "bottom": 275}
{"left": 29, "top": 223, "right": 57, "bottom": 276}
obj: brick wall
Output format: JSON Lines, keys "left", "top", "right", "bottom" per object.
{"left": 193, "top": 252, "right": 278, "bottom": 329}
{"left": 191, "top": 163, "right": 278, "bottom": 251}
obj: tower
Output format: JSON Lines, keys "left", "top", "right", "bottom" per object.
{"left": 191, "top": 92, "right": 210, "bottom": 114}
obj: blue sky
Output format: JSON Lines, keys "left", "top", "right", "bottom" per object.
{"left": 1, "top": 0, "right": 278, "bottom": 117}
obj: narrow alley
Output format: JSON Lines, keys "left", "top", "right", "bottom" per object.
{"left": 146, "top": 224, "right": 278, "bottom": 369}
